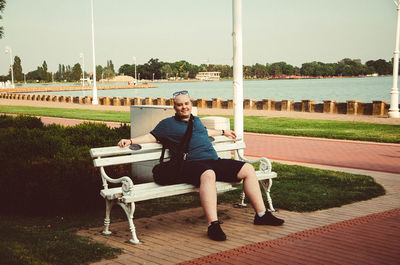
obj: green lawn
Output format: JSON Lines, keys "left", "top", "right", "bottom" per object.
{"left": 1, "top": 105, "right": 399, "bottom": 143}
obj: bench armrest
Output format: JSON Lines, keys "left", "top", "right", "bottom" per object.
{"left": 236, "top": 152, "right": 272, "bottom": 173}
{"left": 100, "top": 167, "right": 134, "bottom": 196}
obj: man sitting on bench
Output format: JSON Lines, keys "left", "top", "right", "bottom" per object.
{"left": 118, "top": 90, "right": 284, "bottom": 241}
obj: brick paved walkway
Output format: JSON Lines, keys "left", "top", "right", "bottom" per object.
{"left": 181, "top": 208, "right": 400, "bottom": 265}
{"left": 244, "top": 133, "right": 400, "bottom": 174}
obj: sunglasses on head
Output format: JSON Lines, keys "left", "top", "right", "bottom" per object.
{"left": 173, "top": 90, "right": 189, "bottom": 98}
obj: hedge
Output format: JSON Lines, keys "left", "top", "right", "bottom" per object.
{"left": 0, "top": 115, "right": 130, "bottom": 215}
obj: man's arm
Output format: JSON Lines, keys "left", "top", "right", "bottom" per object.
{"left": 118, "top": 133, "right": 157, "bottom": 148}
{"left": 207, "top": 129, "right": 237, "bottom": 139}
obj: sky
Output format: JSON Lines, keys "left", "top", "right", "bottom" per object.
{"left": 0, "top": 0, "right": 396, "bottom": 74}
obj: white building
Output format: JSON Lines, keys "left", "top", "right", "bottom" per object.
{"left": 195, "top": 72, "right": 221, "bottom": 81}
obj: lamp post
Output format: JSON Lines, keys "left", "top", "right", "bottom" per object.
{"left": 80, "top": 52, "right": 85, "bottom": 87}
{"left": 4, "top": 46, "right": 14, "bottom": 88}
{"left": 232, "top": 0, "right": 244, "bottom": 144}
{"left": 133, "top": 56, "right": 137, "bottom": 85}
{"left": 90, "top": 0, "right": 98, "bottom": 104}
{"left": 390, "top": 0, "right": 400, "bottom": 118}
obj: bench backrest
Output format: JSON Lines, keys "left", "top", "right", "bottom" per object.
{"left": 90, "top": 136, "right": 246, "bottom": 168}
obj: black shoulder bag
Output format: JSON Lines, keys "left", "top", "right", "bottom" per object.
{"left": 152, "top": 116, "right": 194, "bottom": 185}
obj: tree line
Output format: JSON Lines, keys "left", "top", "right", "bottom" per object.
{"left": 0, "top": 57, "right": 394, "bottom": 83}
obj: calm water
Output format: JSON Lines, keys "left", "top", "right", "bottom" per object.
{"left": 30, "top": 76, "right": 394, "bottom": 103}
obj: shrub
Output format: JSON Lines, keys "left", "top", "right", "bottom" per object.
{"left": 0, "top": 115, "right": 130, "bottom": 215}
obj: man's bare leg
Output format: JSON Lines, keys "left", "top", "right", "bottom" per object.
{"left": 199, "top": 169, "right": 227, "bottom": 241}
{"left": 237, "top": 163, "right": 266, "bottom": 213}
{"left": 237, "top": 163, "right": 284, "bottom": 226}
{"left": 199, "top": 169, "right": 218, "bottom": 224}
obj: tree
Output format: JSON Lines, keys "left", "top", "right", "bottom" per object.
{"left": 252, "top": 63, "right": 267, "bottom": 78}
{"left": 26, "top": 68, "right": 40, "bottom": 81}
{"left": 118, "top": 64, "right": 134, "bottom": 77}
{"left": 106, "top": 60, "right": 115, "bottom": 74}
{"left": 160, "top": 64, "right": 173, "bottom": 79}
{"left": 103, "top": 68, "right": 115, "bottom": 79}
{"left": 0, "top": 0, "right": 6, "bottom": 38}
{"left": 40, "top": 61, "right": 49, "bottom": 81}
{"left": 13, "top": 56, "right": 23, "bottom": 82}
{"left": 96, "top": 65, "right": 103, "bottom": 81}
{"left": 71, "top": 63, "right": 82, "bottom": 81}
{"left": 366, "top": 59, "right": 392, "bottom": 75}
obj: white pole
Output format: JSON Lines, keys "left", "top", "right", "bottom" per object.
{"left": 5, "top": 46, "right": 14, "bottom": 88}
{"left": 232, "top": 0, "right": 244, "bottom": 144}
{"left": 390, "top": 0, "right": 400, "bottom": 118}
{"left": 133, "top": 56, "right": 137, "bottom": 85}
{"left": 90, "top": 0, "right": 98, "bottom": 104}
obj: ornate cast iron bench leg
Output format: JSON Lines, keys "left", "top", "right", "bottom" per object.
{"left": 236, "top": 179, "right": 276, "bottom": 212}
{"left": 102, "top": 199, "right": 115, "bottom": 235}
{"left": 119, "top": 201, "right": 141, "bottom": 244}
{"left": 260, "top": 179, "right": 276, "bottom": 212}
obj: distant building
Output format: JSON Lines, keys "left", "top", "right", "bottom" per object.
{"left": 195, "top": 72, "right": 221, "bottom": 81}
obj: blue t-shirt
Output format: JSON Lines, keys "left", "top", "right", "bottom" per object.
{"left": 150, "top": 115, "right": 218, "bottom": 161}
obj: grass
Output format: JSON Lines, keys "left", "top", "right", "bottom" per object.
{"left": 0, "top": 162, "right": 385, "bottom": 265}
{"left": 242, "top": 116, "right": 400, "bottom": 143}
{"left": 0, "top": 105, "right": 399, "bottom": 143}
{"left": 0, "top": 105, "right": 130, "bottom": 123}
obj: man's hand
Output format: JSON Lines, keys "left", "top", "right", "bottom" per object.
{"left": 118, "top": 139, "right": 131, "bottom": 148}
{"left": 224, "top": 130, "right": 237, "bottom": 139}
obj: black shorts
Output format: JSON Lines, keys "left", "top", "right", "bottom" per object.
{"left": 182, "top": 158, "right": 246, "bottom": 187}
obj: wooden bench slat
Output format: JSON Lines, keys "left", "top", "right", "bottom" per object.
{"left": 90, "top": 137, "right": 244, "bottom": 158}
{"left": 101, "top": 181, "right": 235, "bottom": 202}
{"left": 93, "top": 142, "right": 247, "bottom": 167}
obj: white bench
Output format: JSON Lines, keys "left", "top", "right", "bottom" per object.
{"left": 90, "top": 136, "right": 277, "bottom": 244}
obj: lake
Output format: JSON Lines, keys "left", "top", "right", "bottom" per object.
{"left": 30, "top": 76, "right": 394, "bottom": 103}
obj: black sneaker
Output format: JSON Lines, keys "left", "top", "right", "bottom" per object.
{"left": 207, "top": 221, "right": 227, "bottom": 241}
{"left": 254, "top": 212, "right": 284, "bottom": 226}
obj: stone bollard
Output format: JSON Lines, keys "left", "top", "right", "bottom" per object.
{"left": 133, "top": 97, "right": 143, "bottom": 105}
{"left": 262, "top": 99, "right": 275, "bottom": 110}
{"left": 372, "top": 101, "right": 388, "bottom": 116}
{"left": 156, "top": 97, "right": 167, "bottom": 106}
{"left": 103, "top": 97, "right": 112, "bottom": 105}
{"left": 212, "top": 98, "right": 223, "bottom": 109}
{"left": 301, "top": 100, "right": 315, "bottom": 112}
{"left": 197, "top": 99, "right": 208, "bottom": 108}
{"left": 112, "top": 97, "right": 122, "bottom": 106}
{"left": 83, "top": 97, "right": 92, "bottom": 104}
{"left": 123, "top": 97, "right": 132, "bottom": 106}
{"left": 281, "top": 100, "right": 294, "bottom": 111}
{"left": 244, "top": 99, "right": 257, "bottom": 110}
{"left": 144, "top": 97, "right": 154, "bottom": 105}
{"left": 226, "top": 99, "right": 233, "bottom": 109}
{"left": 323, "top": 100, "right": 337, "bottom": 114}
{"left": 347, "top": 100, "right": 362, "bottom": 115}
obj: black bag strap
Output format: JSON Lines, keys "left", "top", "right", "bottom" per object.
{"left": 180, "top": 115, "right": 194, "bottom": 160}
{"left": 158, "top": 114, "right": 194, "bottom": 163}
